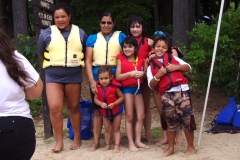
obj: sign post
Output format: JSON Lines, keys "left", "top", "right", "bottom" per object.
{"left": 32, "top": 0, "right": 54, "bottom": 139}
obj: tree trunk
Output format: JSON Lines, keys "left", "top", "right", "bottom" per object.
{"left": 12, "top": 0, "right": 28, "bottom": 44}
{"left": 153, "top": 0, "right": 160, "bottom": 30}
{"left": 210, "top": 0, "right": 217, "bottom": 17}
{"left": 161, "top": 0, "right": 172, "bottom": 28}
{"left": 172, "top": 0, "right": 195, "bottom": 48}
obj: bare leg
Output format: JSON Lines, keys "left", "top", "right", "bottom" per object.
{"left": 152, "top": 91, "right": 167, "bottom": 146}
{"left": 102, "top": 118, "right": 112, "bottom": 151}
{"left": 134, "top": 94, "right": 149, "bottom": 149}
{"left": 88, "top": 110, "right": 102, "bottom": 152}
{"left": 112, "top": 114, "right": 122, "bottom": 154}
{"left": 124, "top": 94, "right": 138, "bottom": 152}
{"left": 175, "top": 130, "right": 183, "bottom": 146}
{"left": 141, "top": 82, "right": 154, "bottom": 143}
{"left": 162, "top": 130, "right": 175, "bottom": 157}
{"left": 65, "top": 83, "right": 82, "bottom": 150}
{"left": 184, "top": 131, "right": 196, "bottom": 155}
{"left": 46, "top": 83, "right": 64, "bottom": 152}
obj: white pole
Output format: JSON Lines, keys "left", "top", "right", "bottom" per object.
{"left": 197, "top": 0, "right": 225, "bottom": 147}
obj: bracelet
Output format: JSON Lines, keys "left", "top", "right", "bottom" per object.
{"left": 153, "top": 76, "right": 160, "bottom": 81}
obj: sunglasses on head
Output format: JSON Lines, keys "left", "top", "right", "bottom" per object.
{"left": 100, "top": 21, "right": 113, "bottom": 25}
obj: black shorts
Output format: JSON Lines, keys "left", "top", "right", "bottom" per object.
{"left": 90, "top": 88, "right": 101, "bottom": 110}
{"left": 0, "top": 116, "right": 36, "bottom": 160}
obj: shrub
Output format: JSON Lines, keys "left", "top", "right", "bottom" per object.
{"left": 185, "top": 8, "right": 240, "bottom": 98}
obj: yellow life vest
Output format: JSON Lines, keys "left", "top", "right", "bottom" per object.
{"left": 92, "top": 31, "right": 121, "bottom": 66}
{"left": 43, "top": 24, "right": 84, "bottom": 68}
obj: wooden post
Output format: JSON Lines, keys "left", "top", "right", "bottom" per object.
{"left": 31, "top": 0, "right": 54, "bottom": 139}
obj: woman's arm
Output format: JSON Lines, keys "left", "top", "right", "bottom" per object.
{"left": 107, "top": 88, "right": 124, "bottom": 109}
{"left": 24, "top": 78, "right": 43, "bottom": 100}
{"left": 116, "top": 60, "right": 136, "bottom": 81}
{"left": 85, "top": 46, "right": 97, "bottom": 92}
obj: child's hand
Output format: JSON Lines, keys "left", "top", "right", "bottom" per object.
{"left": 107, "top": 103, "right": 115, "bottom": 109}
{"left": 100, "top": 102, "right": 108, "bottom": 109}
{"left": 135, "top": 71, "right": 145, "bottom": 78}
{"left": 166, "top": 64, "right": 177, "bottom": 72}
{"left": 158, "top": 66, "right": 167, "bottom": 75}
{"left": 129, "top": 70, "right": 137, "bottom": 77}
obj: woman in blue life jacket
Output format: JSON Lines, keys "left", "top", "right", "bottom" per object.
{"left": 38, "top": 2, "right": 88, "bottom": 152}
{"left": 85, "top": 11, "right": 126, "bottom": 152}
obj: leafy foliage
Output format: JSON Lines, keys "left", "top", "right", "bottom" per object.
{"left": 26, "top": 98, "right": 42, "bottom": 117}
{"left": 185, "top": 8, "right": 240, "bottom": 98}
{"left": 70, "top": 0, "right": 154, "bottom": 36}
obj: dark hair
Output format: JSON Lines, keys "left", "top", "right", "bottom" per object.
{"left": 97, "top": 65, "right": 113, "bottom": 77}
{"left": 122, "top": 37, "right": 138, "bottom": 57}
{"left": 152, "top": 33, "right": 172, "bottom": 52}
{"left": 0, "top": 28, "right": 35, "bottom": 88}
{"left": 53, "top": 2, "right": 72, "bottom": 16}
{"left": 127, "top": 16, "right": 147, "bottom": 37}
{"left": 99, "top": 11, "right": 115, "bottom": 22}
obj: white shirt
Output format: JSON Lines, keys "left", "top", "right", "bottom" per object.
{"left": 147, "top": 56, "right": 191, "bottom": 92}
{"left": 0, "top": 51, "right": 39, "bottom": 118}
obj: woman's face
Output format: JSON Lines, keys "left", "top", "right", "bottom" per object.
{"left": 100, "top": 16, "right": 115, "bottom": 37}
{"left": 54, "top": 9, "right": 71, "bottom": 30}
{"left": 130, "top": 22, "right": 143, "bottom": 38}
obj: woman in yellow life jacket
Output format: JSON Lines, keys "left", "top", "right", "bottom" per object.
{"left": 85, "top": 11, "right": 126, "bottom": 152}
{"left": 38, "top": 2, "right": 88, "bottom": 152}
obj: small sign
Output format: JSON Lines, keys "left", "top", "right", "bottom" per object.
{"left": 32, "top": 0, "right": 54, "bottom": 12}
{"left": 34, "top": 11, "right": 53, "bottom": 27}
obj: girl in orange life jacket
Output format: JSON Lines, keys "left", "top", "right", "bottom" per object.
{"left": 147, "top": 34, "right": 197, "bottom": 157}
{"left": 94, "top": 65, "right": 124, "bottom": 153}
{"left": 151, "top": 31, "right": 183, "bottom": 147}
{"left": 116, "top": 37, "right": 149, "bottom": 152}
{"left": 127, "top": 16, "right": 155, "bottom": 143}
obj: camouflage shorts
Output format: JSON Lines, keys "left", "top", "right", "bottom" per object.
{"left": 161, "top": 90, "right": 196, "bottom": 132}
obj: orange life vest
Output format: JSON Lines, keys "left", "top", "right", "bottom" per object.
{"left": 116, "top": 53, "right": 144, "bottom": 87}
{"left": 149, "top": 52, "right": 188, "bottom": 94}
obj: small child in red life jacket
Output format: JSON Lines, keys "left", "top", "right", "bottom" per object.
{"left": 116, "top": 37, "right": 150, "bottom": 152}
{"left": 94, "top": 65, "right": 124, "bottom": 154}
{"left": 147, "top": 33, "right": 197, "bottom": 157}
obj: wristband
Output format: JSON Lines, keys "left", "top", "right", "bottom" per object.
{"left": 154, "top": 76, "right": 160, "bottom": 81}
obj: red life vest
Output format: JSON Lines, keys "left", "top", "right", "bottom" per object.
{"left": 149, "top": 52, "right": 188, "bottom": 94}
{"left": 116, "top": 53, "right": 144, "bottom": 87}
{"left": 137, "top": 36, "right": 151, "bottom": 59}
{"left": 97, "top": 85, "right": 123, "bottom": 118}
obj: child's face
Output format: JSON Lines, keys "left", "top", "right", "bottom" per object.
{"left": 130, "top": 22, "right": 143, "bottom": 38}
{"left": 153, "top": 40, "right": 168, "bottom": 58}
{"left": 123, "top": 43, "right": 135, "bottom": 58}
{"left": 98, "top": 72, "right": 113, "bottom": 87}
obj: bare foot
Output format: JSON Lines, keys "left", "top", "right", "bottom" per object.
{"left": 161, "top": 148, "right": 174, "bottom": 157}
{"left": 70, "top": 141, "right": 81, "bottom": 150}
{"left": 185, "top": 147, "right": 197, "bottom": 155}
{"left": 112, "top": 144, "right": 120, "bottom": 154}
{"left": 156, "top": 139, "right": 168, "bottom": 147}
{"left": 146, "top": 137, "right": 156, "bottom": 144}
{"left": 135, "top": 142, "right": 150, "bottom": 149}
{"left": 128, "top": 144, "right": 138, "bottom": 152}
{"left": 52, "top": 141, "right": 64, "bottom": 153}
{"left": 88, "top": 143, "right": 100, "bottom": 152}
{"left": 175, "top": 141, "right": 183, "bottom": 146}
{"left": 101, "top": 144, "right": 111, "bottom": 151}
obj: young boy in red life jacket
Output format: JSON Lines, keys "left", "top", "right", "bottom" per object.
{"left": 116, "top": 37, "right": 149, "bottom": 152}
{"left": 94, "top": 65, "right": 124, "bottom": 154}
{"left": 146, "top": 34, "right": 197, "bottom": 157}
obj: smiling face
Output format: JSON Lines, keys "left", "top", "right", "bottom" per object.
{"left": 122, "top": 42, "right": 136, "bottom": 59}
{"left": 100, "top": 16, "right": 115, "bottom": 37}
{"left": 153, "top": 40, "right": 168, "bottom": 58}
{"left": 130, "top": 22, "right": 143, "bottom": 38}
{"left": 54, "top": 9, "right": 71, "bottom": 30}
{"left": 98, "top": 71, "right": 113, "bottom": 88}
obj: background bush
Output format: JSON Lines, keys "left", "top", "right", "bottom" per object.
{"left": 185, "top": 7, "right": 240, "bottom": 98}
